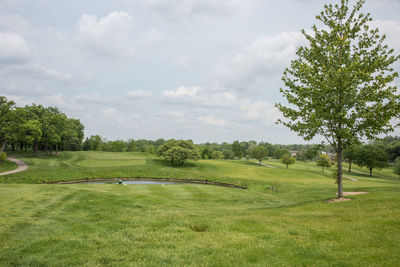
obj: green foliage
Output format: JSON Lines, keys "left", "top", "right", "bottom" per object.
{"left": 126, "top": 139, "right": 137, "bottom": 152}
{"left": 305, "top": 146, "right": 319, "bottom": 161}
{"left": 355, "top": 145, "right": 389, "bottom": 176}
{"left": 211, "top": 151, "right": 224, "bottom": 160}
{"left": 276, "top": 0, "right": 400, "bottom": 196}
{"left": 280, "top": 154, "right": 296, "bottom": 168}
{"left": 223, "top": 149, "right": 234, "bottom": 160}
{"left": 393, "top": 157, "right": 400, "bottom": 179}
{"left": 232, "top": 140, "right": 243, "bottom": 159}
{"left": 0, "top": 152, "right": 6, "bottom": 162}
{"left": 316, "top": 154, "right": 332, "bottom": 173}
{"left": 273, "top": 149, "right": 290, "bottom": 159}
{"left": 250, "top": 145, "right": 268, "bottom": 163}
{"left": 343, "top": 145, "right": 360, "bottom": 172}
{"left": 159, "top": 140, "right": 200, "bottom": 165}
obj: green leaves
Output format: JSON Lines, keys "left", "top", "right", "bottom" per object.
{"left": 276, "top": 0, "right": 400, "bottom": 150}
{"left": 158, "top": 140, "right": 200, "bottom": 166}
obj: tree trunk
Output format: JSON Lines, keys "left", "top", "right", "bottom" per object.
{"left": 322, "top": 166, "right": 324, "bottom": 173}
{"left": 1, "top": 140, "right": 7, "bottom": 152}
{"left": 370, "top": 168, "right": 372, "bottom": 176}
{"left": 286, "top": 164, "right": 288, "bottom": 169}
{"left": 34, "top": 141, "right": 39, "bottom": 156}
{"left": 348, "top": 161, "right": 351, "bottom": 173}
{"left": 45, "top": 141, "right": 49, "bottom": 156}
{"left": 337, "top": 143, "right": 343, "bottom": 198}
{"left": 56, "top": 143, "right": 59, "bottom": 154}
{"left": 12, "top": 143, "right": 15, "bottom": 153}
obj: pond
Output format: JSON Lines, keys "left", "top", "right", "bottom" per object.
{"left": 79, "top": 179, "right": 185, "bottom": 185}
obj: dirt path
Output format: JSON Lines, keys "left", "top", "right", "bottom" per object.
{"left": 343, "top": 175, "right": 359, "bottom": 181}
{"left": 258, "top": 162, "right": 277, "bottom": 168}
{"left": 0, "top": 157, "right": 28, "bottom": 176}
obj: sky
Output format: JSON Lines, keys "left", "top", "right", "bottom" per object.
{"left": 1, "top": 0, "right": 400, "bottom": 144}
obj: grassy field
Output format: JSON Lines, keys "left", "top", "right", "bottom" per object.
{"left": 0, "top": 159, "right": 18, "bottom": 173}
{"left": 0, "top": 151, "right": 399, "bottom": 266}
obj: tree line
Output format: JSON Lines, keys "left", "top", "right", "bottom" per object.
{"left": 0, "top": 96, "right": 84, "bottom": 156}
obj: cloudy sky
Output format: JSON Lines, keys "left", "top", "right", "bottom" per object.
{"left": 1, "top": 0, "right": 399, "bottom": 144}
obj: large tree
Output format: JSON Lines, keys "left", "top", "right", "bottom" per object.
{"left": 276, "top": 0, "right": 400, "bottom": 198}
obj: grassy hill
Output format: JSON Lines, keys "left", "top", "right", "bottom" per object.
{"left": 0, "top": 151, "right": 399, "bottom": 265}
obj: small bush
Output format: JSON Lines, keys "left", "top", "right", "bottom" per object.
{"left": 0, "top": 152, "right": 7, "bottom": 163}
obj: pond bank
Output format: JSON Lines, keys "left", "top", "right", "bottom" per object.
{"left": 49, "top": 177, "right": 247, "bottom": 189}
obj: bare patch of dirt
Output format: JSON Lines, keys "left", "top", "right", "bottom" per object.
{"left": 327, "top": 198, "right": 351, "bottom": 203}
{"left": 328, "top": 192, "right": 369, "bottom": 203}
{"left": 337, "top": 192, "right": 369, "bottom": 196}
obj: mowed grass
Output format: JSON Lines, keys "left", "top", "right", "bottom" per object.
{"left": 0, "top": 151, "right": 399, "bottom": 265}
{"left": 0, "top": 159, "right": 18, "bottom": 173}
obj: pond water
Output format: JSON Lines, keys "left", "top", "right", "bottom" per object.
{"left": 80, "top": 180, "right": 184, "bottom": 185}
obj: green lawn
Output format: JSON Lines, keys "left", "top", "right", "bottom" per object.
{"left": 0, "top": 159, "right": 18, "bottom": 173}
{"left": 0, "top": 151, "right": 399, "bottom": 266}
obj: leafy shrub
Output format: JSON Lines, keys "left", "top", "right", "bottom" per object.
{"left": 0, "top": 152, "right": 7, "bottom": 163}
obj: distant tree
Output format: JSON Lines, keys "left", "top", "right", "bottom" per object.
{"left": 162, "top": 140, "right": 200, "bottom": 165}
{"left": 112, "top": 140, "right": 126, "bottom": 152}
{"left": 158, "top": 139, "right": 177, "bottom": 156}
{"left": 240, "top": 141, "right": 250, "bottom": 158}
{"left": 305, "top": 146, "right": 319, "bottom": 161}
{"left": 250, "top": 145, "right": 268, "bottom": 163}
{"left": 394, "top": 157, "right": 400, "bottom": 180}
{"left": 317, "top": 154, "right": 332, "bottom": 173}
{"left": 82, "top": 138, "right": 91, "bottom": 151}
{"left": 232, "top": 140, "right": 243, "bottom": 159}
{"left": 144, "top": 144, "right": 155, "bottom": 153}
{"left": 211, "top": 151, "right": 224, "bottom": 160}
{"left": 276, "top": 0, "right": 400, "bottom": 198}
{"left": 343, "top": 145, "right": 360, "bottom": 172}
{"left": 386, "top": 143, "right": 400, "bottom": 162}
{"left": 126, "top": 139, "right": 137, "bottom": 152}
{"left": 355, "top": 145, "right": 389, "bottom": 176}
{"left": 223, "top": 149, "right": 234, "bottom": 160}
{"left": 0, "top": 96, "right": 15, "bottom": 151}
{"left": 296, "top": 150, "right": 307, "bottom": 161}
{"left": 273, "top": 149, "right": 290, "bottom": 159}
{"left": 0, "top": 152, "right": 6, "bottom": 163}
{"left": 259, "top": 142, "right": 275, "bottom": 156}
{"left": 201, "top": 148, "right": 211, "bottom": 159}
{"left": 89, "top": 135, "right": 102, "bottom": 151}
{"left": 280, "top": 154, "right": 296, "bottom": 169}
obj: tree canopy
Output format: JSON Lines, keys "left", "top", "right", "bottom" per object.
{"left": 276, "top": 0, "right": 400, "bottom": 197}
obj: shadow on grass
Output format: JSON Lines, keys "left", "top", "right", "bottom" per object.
{"left": 147, "top": 159, "right": 197, "bottom": 168}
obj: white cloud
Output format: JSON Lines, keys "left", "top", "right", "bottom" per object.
{"left": 77, "top": 11, "right": 135, "bottom": 57}
{"left": 197, "top": 115, "right": 230, "bottom": 126}
{"left": 0, "top": 31, "right": 31, "bottom": 63}
{"left": 75, "top": 93, "right": 110, "bottom": 104}
{"left": 127, "top": 89, "right": 154, "bottom": 98}
{"left": 240, "top": 100, "right": 280, "bottom": 125}
{"left": 3, "top": 83, "right": 50, "bottom": 96}
{"left": 163, "top": 85, "right": 200, "bottom": 98}
{"left": 102, "top": 108, "right": 119, "bottom": 115}
{"left": 40, "top": 94, "right": 83, "bottom": 111}
{"left": 127, "top": 0, "right": 254, "bottom": 19}
{"left": 139, "top": 29, "right": 165, "bottom": 47}
{"left": 1, "top": 63, "right": 73, "bottom": 82}
{"left": 166, "top": 110, "right": 185, "bottom": 117}
{"left": 214, "top": 31, "right": 305, "bottom": 91}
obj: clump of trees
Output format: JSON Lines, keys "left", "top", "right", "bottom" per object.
{"left": 0, "top": 96, "right": 84, "bottom": 156}
{"left": 0, "top": 152, "right": 6, "bottom": 163}
{"left": 280, "top": 154, "right": 296, "bottom": 168}
{"left": 158, "top": 140, "right": 200, "bottom": 165}
{"left": 317, "top": 154, "right": 332, "bottom": 173}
